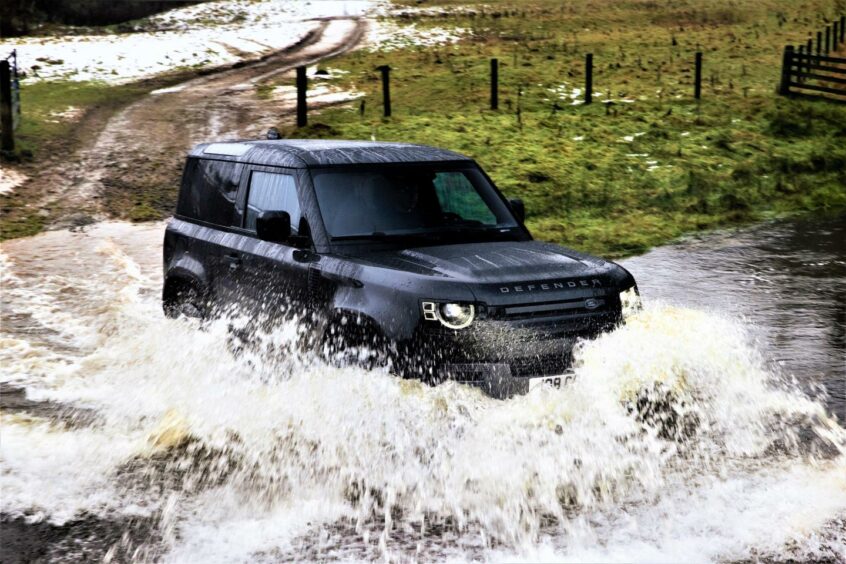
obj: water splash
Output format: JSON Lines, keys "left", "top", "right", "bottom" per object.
{"left": 1, "top": 222, "right": 844, "bottom": 562}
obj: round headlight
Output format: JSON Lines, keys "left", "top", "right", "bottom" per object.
{"left": 437, "top": 303, "right": 475, "bottom": 329}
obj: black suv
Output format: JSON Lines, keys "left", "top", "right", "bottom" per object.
{"left": 163, "top": 140, "right": 639, "bottom": 398}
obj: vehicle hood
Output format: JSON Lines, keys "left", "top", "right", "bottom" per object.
{"left": 346, "top": 241, "right": 618, "bottom": 283}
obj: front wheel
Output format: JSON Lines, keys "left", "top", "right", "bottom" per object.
{"left": 321, "top": 316, "right": 392, "bottom": 371}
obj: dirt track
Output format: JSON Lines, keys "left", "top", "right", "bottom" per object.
{"left": 11, "top": 18, "right": 367, "bottom": 233}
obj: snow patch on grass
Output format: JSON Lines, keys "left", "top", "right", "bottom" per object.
{"left": 2, "top": 0, "right": 380, "bottom": 85}
{"left": 366, "top": 21, "right": 470, "bottom": 52}
{"left": 47, "top": 106, "right": 84, "bottom": 123}
{"left": 0, "top": 169, "right": 29, "bottom": 196}
{"left": 271, "top": 83, "right": 362, "bottom": 106}
{"left": 620, "top": 132, "right": 647, "bottom": 143}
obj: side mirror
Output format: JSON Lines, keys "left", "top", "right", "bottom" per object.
{"left": 289, "top": 217, "right": 313, "bottom": 249}
{"left": 509, "top": 198, "right": 525, "bottom": 224}
{"left": 256, "top": 211, "right": 291, "bottom": 243}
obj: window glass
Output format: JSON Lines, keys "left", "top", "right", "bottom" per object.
{"left": 245, "top": 171, "right": 300, "bottom": 232}
{"left": 313, "top": 167, "right": 516, "bottom": 238}
{"left": 176, "top": 158, "right": 244, "bottom": 226}
{"left": 433, "top": 172, "right": 497, "bottom": 224}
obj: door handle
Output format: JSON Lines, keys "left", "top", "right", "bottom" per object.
{"left": 223, "top": 253, "right": 241, "bottom": 271}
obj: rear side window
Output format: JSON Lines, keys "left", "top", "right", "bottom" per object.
{"left": 244, "top": 171, "right": 301, "bottom": 232}
{"left": 177, "top": 158, "right": 244, "bottom": 226}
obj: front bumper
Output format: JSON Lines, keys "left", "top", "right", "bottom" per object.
{"left": 401, "top": 318, "right": 613, "bottom": 399}
{"left": 397, "top": 292, "right": 624, "bottom": 398}
{"left": 442, "top": 363, "right": 526, "bottom": 399}
{"left": 438, "top": 362, "right": 579, "bottom": 399}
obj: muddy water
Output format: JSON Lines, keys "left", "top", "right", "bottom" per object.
{"left": 623, "top": 214, "right": 846, "bottom": 422}
{"left": 1, "top": 218, "right": 844, "bottom": 562}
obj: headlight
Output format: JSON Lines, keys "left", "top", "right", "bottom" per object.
{"left": 421, "top": 301, "right": 475, "bottom": 329}
{"left": 619, "top": 286, "right": 642, "bottom": 318}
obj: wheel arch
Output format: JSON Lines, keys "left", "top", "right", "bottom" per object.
{"left": 322, "top": 308, "right": 388, "bottom": 344}
{"left": 162, "top": 267, "right": 211, "bottom": 317}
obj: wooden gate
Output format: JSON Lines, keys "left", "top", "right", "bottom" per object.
{"left": 779, "top": 16, "right": 846, "bottom": 102}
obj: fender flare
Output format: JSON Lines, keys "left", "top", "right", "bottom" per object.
{"left": 166, "top": 254, "right": 209, "bottom": 288}
{"left": 162, "top": 258, "right": 211, "bottom": 313}
{"left": 318, "top": 308, "right": 396, "bottom": 369}
{"left": 321, "top": 308, "right": 387, "bottom": 343}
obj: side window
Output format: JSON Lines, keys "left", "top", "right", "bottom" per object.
{"left": 433, "top": 172, "right": 497, "bottom": 225}
{"left": 244, "top": 171, "right": 301, "bottom": 233}
{"left": 176, "top": 158, "right": 244, "bottom": 226}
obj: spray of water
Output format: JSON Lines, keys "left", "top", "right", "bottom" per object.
{"left": 1, "top": 222, "right": 844, "bottom": 562}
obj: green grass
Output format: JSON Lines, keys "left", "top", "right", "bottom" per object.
{"left": 4, "top": 0, "right": 844, "bottom": 252}
{"left": 12, "top": 80, "right": 148, "bottom": 156}
{"left": 276, "top": 0, "right": 846, "bottom": 256}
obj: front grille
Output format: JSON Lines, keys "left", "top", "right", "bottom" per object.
{"left": 412, "top": 296, "right": 620, "bottom": 380}
{"left": 500, "top": 296, "right": 613, "bottom": 320}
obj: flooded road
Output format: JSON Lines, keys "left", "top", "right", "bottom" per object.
{"left": 1, "top": 216, "right": 845, "bottom": 562}
{"left": 623, "top": 214, "right": 846, "bottom": 422}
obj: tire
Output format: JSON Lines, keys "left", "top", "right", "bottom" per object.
{"left": 321, "top": 315, "right": 390, "bottom": 371}
{"left": 163, "top": 278, "right": 207, "bottom": 320}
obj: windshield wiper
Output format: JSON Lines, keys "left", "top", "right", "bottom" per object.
{"left": 433, "top": 224, "right": 517, "bottom": 236}
{"left": 331, "top": 225, "right": 519, "bottom": 243}
{"left": 331, "top": 231, "right": 438, "bottom": 242}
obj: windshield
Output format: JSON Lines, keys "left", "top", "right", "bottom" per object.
{"left": 312, "top": 166, "right": 519, "bottom": 241}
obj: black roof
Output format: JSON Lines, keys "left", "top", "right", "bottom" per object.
{"left": 188, "top": 139, "right": 473, "bottom": 168}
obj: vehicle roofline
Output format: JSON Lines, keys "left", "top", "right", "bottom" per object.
{"left": 304, "top": 159, "right": 476, "bottom": 169}
{"left": 186, "top": 141, "right": 474, "bottom": 168}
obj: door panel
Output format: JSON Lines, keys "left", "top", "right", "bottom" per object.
{"left": 172, "top": 157, "right": 246, "bottom": 314}
{"left": 216, "top": 166, "right": 313, "bottom": 320}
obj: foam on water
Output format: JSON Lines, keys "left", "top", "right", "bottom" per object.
{"left": 1, "top": 222, "right": 844, "bottom": 562}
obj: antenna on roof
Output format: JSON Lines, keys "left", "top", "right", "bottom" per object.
{"left": 266, "top": 127, "right": 280, "bottom": 140}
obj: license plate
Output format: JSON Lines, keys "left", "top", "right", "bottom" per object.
{"left": 529, "top": 372, "right": 576, "bottom": 391}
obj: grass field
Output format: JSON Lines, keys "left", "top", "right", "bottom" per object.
{"left": 278, "top": 0, "right": 846, "bottom": 256}
{"left": 3, "top": 0, "right": 845, "bottom": 254}
{"left": 13, "top": 80, "right": 148, "bottom": 155}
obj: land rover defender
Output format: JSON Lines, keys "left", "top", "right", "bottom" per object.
{"left": 163, "top": 140, "right": 639, "bottom": 398}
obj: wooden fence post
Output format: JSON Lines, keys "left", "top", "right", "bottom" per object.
{"left": 584, "top": 53, "right": 593, "bottom": 104}
{"left": 825, "top": 25, "right": 831, "bottom": 54}
{"left": 805, "top": 38, "right": 814, "bottom": 72}
{"left": 806, "top": 38, "right": 813, "bottom": 76}
{"left": 0, "top": 60, "right": 13, "bottom": 152}
{"left": 835, "top": 21, "right": 840, "bottom": 48}
{"left": 797, "top": 45, "right": 805, "bottom": 82}
{"left": 779, "top": 45, "right": 794, "bottom": 96}
{"left": 296, "top": 66, "right": 307, "bottom": 127}
{"left": 817, "top": 31, "right": 823, "bottom": 55}
{"left": 490, "top": 58, "right": 499, "bottom": 110}
{"left": 377, "top": 65, "right": 391, "bottom": 117}
{"left": 694, "top": 51, "right": 703, "bottom": 99}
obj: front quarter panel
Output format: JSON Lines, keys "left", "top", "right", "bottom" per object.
{"left": 319, "top": 255, "right": 476, "bottom": 341}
